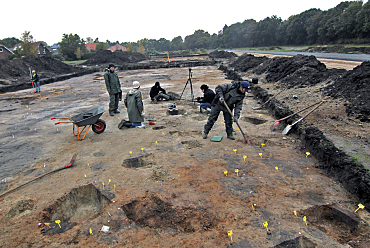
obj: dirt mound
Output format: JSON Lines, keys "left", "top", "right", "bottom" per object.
{"left": 81, "top": 50, "right": 148, "bottom": 66}
{"left": 253, "top": 54, "right": 333, "bottom": 87}
{"left": 325, "top": 61, "right": 370, "bottom": 122}
{"left": 208, "top": 50, "right": 237, "bottom": 59}
{"left": 230, "top": 53, "right": 269, "bottom": 72}
{"left": 0, "top": 55, "right": 85, "bottom": 84}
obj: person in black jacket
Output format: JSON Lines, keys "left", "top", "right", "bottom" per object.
{"left": 196, "top": 84, "right": 215, "bottom": 112}
{"left": 150, "top": 82, "right": 171, "bottom": 103}
{"left": 31, "top": 70, "right": 40, "bottom": 93}
{"left": 203, "top": 81, "right": 251, "bottom": 140}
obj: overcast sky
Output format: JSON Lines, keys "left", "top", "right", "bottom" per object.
{"left": 1, "top": 0, "right": 354, "bottom": 45}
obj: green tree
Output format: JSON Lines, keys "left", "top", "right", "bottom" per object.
{"left": 184, "top": 30, "right": 210, "bottom": 49}
{"left": 96, "top": 42, "right": 108, "bottom": 50}
{"left": 59, "top": 33, "right": 86, "bottom": 60}
{"left": 86, "top": 37, "right": 93, "bottom": 43}
{"left": 74, "top": 47, "right": 84, "bottom": 59}
{"left": 170, "top": 36, "right": 184, "bottom": 51}
{"left": 18, "top": 31, "right": 38, "bottom": 57}
{"left": 356, "top": 1, "right": 370, "bottom": 38}
{"left": 0, "top": 37, "right": 21, "bottom": 49}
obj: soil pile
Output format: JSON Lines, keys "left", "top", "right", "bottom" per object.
{"left": 252, "top": 54, "right": 344, "bottom": 88}
{"left": 81, "top": 50, "right": 148, "bottom": 66}
{"left": 208, "top": 50, "right": 237, "bottom": 59}
{"left": 0, "top": 55, "right": 86, "bottom": 84}
{"left": 325, "top": 61, "right": 370, "bottom": 122}
{"left": 230, "top": 53, "right": 269, "bottom": 72}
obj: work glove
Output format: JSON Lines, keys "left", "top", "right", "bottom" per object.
{"left": 219, "top": 97, "right": 224, "bottom": 104}
{"left": 234, "top": 117, "right": 238, "bottom": 123}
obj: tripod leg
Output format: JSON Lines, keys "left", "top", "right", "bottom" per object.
{"left": 180, "top": 80, "right": 189, "bottom": 100}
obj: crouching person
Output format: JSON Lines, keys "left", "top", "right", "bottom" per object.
{"left": 120, "top": 81, "right": 145, "bottom": 128}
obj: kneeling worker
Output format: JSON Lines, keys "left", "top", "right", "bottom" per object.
{"left": 203, "top": 81, "right": 251, "bottom": 140}
{"left": 196, "top": 84, "right": 215, "bottom": 112}
{"left": 123, "top": 81, "right": 145, "bottom": 128}
{"left": 150, "top": 81, "right": 171, "bottom": 102}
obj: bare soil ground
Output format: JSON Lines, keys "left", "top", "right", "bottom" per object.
{"left": 0, "top": 55, "right": 369, "bottom": 247}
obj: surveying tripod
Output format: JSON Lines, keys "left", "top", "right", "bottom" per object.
{"left": 180, "top": 68, "right": 194, "bottom": 102}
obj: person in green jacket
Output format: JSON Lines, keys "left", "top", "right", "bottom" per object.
{"left": 104, "top": 63, "right": 122, "bottom": 116}
{"left": 124, "top": 81, "right": 145, "bottom": 127}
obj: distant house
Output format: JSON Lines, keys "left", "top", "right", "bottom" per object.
{"left": 86, "top": 42, "right": 99, "bottom": 51}
{"left": 108, "top": 44, "right": 126, "bottom": 52}
{"left": 11, "top": 42, "right": 51, "bottom": 57}
{"left": 34, "top": 42, "right": 52, "bottom": 56}
{"left": 0, "top": 44, "right": 13, "bottom": 59}
{"left": 51, "top": 43, "right": 60, "bottom": 56}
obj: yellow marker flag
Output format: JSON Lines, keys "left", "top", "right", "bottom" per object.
{"left": 243, "top": 155, "right": 247, "bottom": 161}
{"left": 251, "top": 204, "right": 255, "bottom": 211}
{"left": 224, "top": 170, "right": 228, "bottom": 176}
{"left": 114, "top": 184, "right": 116, "bottom": 191}
{"left": 90, "top": 228, "right": 93, "bottom": 235}
{"left": 84, "top": 174, "right": 87, "bottom": 178}
{"left": 259, "top": 153, "right": 263, "bottom": 158}
{"left": 233, "top": 149, "right": 237, "bottom": 154}
{"left": 235, "top": 169, "right": 239, "bottom": 176}
{"left": 108, "top": 179, "right": 111, "bottom": 185}
{"left": 259, "top": 114, "right": 262, "bottom": 118}
{"left": 275, "top": 166, "right": 279, "bottom": 171}
{"left": 102, "top": 182, "right": 105, "bottom": 190}
{"left": 355, "top": 203, "right": 365, "bottom": 212}
{"left": 129, "top": 151, "right": 132, "bottom": 156}
{"left": 294, "top": 211, "right": 297, "bottom": 217}
{"left": 227, "top": 230, "right": 233, "bottom": 242}
{"left": 263, "top": 221, "right": 269, "bottom": 232}
{"left": 55, "top": 220, "right": 61, "bottom": 228}
{"left": 261, "top": 143, "right": 265, "bottom": 148}
{"left": 141, "top": 148, "right": 144, "bottom": 152}
{"left": 155, "top": 141, "right": 158, "bottom": 145}
{"left": 303, "top": 216, "right": 307, "bottom": 225}
{"left": 306, "top": 152, "right": 310, "bottom": 158}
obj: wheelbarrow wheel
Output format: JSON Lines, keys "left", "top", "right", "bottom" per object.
{"left": 92, "top": 119, "right": 106, "bottom": 134}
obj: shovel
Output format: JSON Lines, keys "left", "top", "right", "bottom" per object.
{"left": 252, "top": 88, "right": 286, "bottom": 110}
{"left": 0, "top": 154, "right": 77, "bottom": 198}
{"left": 223, "top": 101, "right": 252, "bottom": 145}
{"left": 282, "top": 100, "right": 327, "bottom": 135}
{"left": 271, "top": 97, "right": 329, "bottom": 131}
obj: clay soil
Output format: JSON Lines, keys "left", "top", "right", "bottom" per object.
{"left": 0, "top": 55, "right": 370, "bottom": 247}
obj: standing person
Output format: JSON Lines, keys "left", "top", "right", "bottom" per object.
{"left": 124, "top": 81, "right": 145, "bottom": 127}
{"left": 31, "top": 70, "right": 40, "bottom": 93}
{"left": 202, "top": 81, "right": 251, "bottom": 140}
{"left": 196, "top": 84, "right": 215, "bottom": 112}
{"left": 150, "top": 81, "right": 171, "bottom": 103}
{"left": 104, "top": 63, "right": 122, "bottom": 116}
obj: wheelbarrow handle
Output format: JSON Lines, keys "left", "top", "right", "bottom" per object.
{"left": 55, "top": 121, "right": 74, "bottom": 125}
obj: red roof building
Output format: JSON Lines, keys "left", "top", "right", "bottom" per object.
{"left": 108, "top": 44, "right": 126, "bottom": 52}
{"left": 86, "top": 43, "right": 99, "bottom": 51}
{"left": 0, "top": 44, "right": 13, "bottom": 59}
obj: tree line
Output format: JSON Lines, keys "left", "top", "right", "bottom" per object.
{"left": 1, "top": 1, "right": 370, "bottom": 60}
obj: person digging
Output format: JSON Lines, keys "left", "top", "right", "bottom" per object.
{"left": 31, "top": 70, "right": 40, "bottom": 93}
{"left": 202, "top": 81, "right": 251, "bottom": 140}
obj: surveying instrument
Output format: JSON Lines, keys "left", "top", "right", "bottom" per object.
{"left": 180, "top": 68, "right": 194, "bottom": 102}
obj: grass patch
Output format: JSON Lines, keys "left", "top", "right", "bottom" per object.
{"left": 63, "top": 60, "right": 87, "bottom": 65}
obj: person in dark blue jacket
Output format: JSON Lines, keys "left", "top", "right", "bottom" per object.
{"left": 203, "top": 81, "right": 251, "bottom": 140}
{"left": 196, "top": 84, "right": 215, "bottom": 112}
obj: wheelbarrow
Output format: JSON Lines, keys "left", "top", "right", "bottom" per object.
{"left": 51, "top": 107, "right": 106, "bottom": 140}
